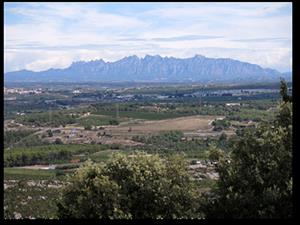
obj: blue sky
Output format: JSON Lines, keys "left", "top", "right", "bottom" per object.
{"left": 4, "top": 2, "right": 292, "bottom": 72}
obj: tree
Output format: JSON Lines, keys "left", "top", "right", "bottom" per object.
{"left": 109, "top": 119, "right": 119, "bottom": 125}
{"left": 279, "top": 78, "right": 292, "bottom": 103}
{"left": 206, "top": 145, "right": 225, "bottom": 163}
{"left": 54, "top": 138, "right": 63, "bottom": 145}
{"left": 84, "top": 124, "right": 92, "bottom": 130}
{"left": 277, "top": 78, "right": 292, "bottom": 128}
{"left": 57, "top": 153, "right": 203, "bottom": 219}
{"left": 212, "top": 119, "right": 230, "bottom": 131}
{"left": 47, "top": 129, "right": 53, "bottom": 137}
{"left": 201, "top": 80, "right": 292, "bottom": 218}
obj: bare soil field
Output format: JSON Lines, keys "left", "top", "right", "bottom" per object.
{"left": 18, "top": 165, "right": 56, "bottom": 170}
{"left": 107, "top": 115, "right": 220, "bottom": 136}
{"left": 40, "top": 115, "right": 223, "bottom": 145}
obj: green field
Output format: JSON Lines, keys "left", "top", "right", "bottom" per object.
{"left": 4, "top": 144, "right": 108, "bottom": 167}
{"left": 89, "top": 149, "right": 135, "bottom": 163}
{"left": 76, "top": 114, "right": 124, "bottom": 127}
{"left": 93, "top": 110, "right": 190, "bottom": 120}
{"left": 4, "top": 168, "right": 58, "bottom": 180}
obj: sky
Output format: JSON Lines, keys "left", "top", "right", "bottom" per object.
{"left": 4, "top": 2, "right": 292, "bottom": 73}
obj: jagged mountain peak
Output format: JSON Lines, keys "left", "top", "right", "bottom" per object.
{"left": 71, "top": 59, "right": 105, "bottom": 66}
{"left": 5, "top": 54, "right": 289, "bottom": 83}
{"left": 194, "top": 54, "right": 206, "bottom": 59}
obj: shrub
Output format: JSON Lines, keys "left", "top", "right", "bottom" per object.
{"left": 54, "top": 138, "right": 63, "bottom": 145}
{"left": 109, "top": 120, "right": 119, "bottom": 125}
{"left": 57, "top": 153, "right": 203, "bottom": 219}
{"left": 84, "top": 125, "right": 92, "bottom": 130}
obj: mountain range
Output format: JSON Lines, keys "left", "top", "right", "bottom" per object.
{"left": 4, "top": 55, "right": 292, "bottom": 83}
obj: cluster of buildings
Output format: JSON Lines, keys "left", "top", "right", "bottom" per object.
{"left": 192, "top": 88, "right": 278, "bottom": 97}
{"left": 72, "top": 90, "right": 81, "bottom": 94}
{"left": 4, "top": 87, "right": 43, "bottom": 95}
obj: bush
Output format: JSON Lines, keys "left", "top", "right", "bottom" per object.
{"left": 109, "top": 120, "right": 119, "bottom": 125}
{"left": 4, "top": 130, "right": 36, "bottom": 148}
{"left": 54, "top": 138, "right": 63, "bottom": 145}
{"left": 47, "top": 129, "right": 53, "bottom": 137}
{"left": 110, "top": 144, "right": 120, "bottom": 150}
{"left": 57, "top": 153, "right": 203, "bottom": 219}
{"left": 84, "top": 125, "right": 92, "bottom": 130}
{"left": 55, "top": 170, "right": 65, "bottom": 176}
{"left": 212, "top": 119, "right": 230, "bottom": 131}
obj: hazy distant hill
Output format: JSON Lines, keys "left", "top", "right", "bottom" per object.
{"left": 4, "top": 55, "right": 291, "bottom": 83}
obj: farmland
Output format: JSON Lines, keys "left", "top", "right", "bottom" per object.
{"left": 4, "top": 81, "right": 286, "bottom": 219}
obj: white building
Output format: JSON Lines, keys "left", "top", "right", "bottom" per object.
{"left": 225, "top": 103, "right": 240, "bottom": 106}
{"left": 73, "top": 90, "right": 81, "bottom": 94}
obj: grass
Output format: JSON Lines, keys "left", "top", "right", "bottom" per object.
{"left": 4, "top": 144, "right": 108, "bottom": 167}
{"left": 89, "top": 150, "right": 119, "bottom": 163}
{"left": 228, "top": 108, "right": 276, "bottom": 122}
{"left": 4, "top": 168, "right": 58, "bottom": 180}
{"left": 93, "top": 110, "right": 188, "bottom": 120}
{"left": 76, "top": 114, "right": 123, "bottom": 126}
{"left": 89, "top": 149, "right": 134, "bottom": 163}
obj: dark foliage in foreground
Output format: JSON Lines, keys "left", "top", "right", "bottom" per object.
{"left": 57, "top": 153, "right": 203, "bottom": 219}
{"left": 201, "top": 79, "right": 292, "bottom": 218}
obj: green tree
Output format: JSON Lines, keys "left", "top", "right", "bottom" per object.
{"left": 201, "top": 80, "right": 292, "bottom": 218}
{"left": 47, "top": 129, "right": 53, "bottom": 137}
{"left": 279, "top": 78, "right": 292, "bottom": 103}
{"left": 57, "top": 153, "right": 202, "bottom": 219}
{"left": 206, "top": 145, "right": 225, "bottom": 163}
{"left": 212, "top": 119, "right": 230, "bottom": 131}
{"left": 84, "top": 124, "right": 92, "bottom": 130}
{"left": 109, "top": 119, "right": 119, "bottom": 125}
{"left": 277, "top": 78, "right": 292, "bottom": 128}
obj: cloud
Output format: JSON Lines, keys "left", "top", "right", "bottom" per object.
{"left": 4, "top": 2, "right": 292, "bottom": 73}
{"left": 151, "top": 35, "right": 223, "bottom": 42}
{"left": 117, "top": 35, "right": 223, "bottom": 42}
{"left": 117, "top": 37, "right": 147, "bottom": 42}
{"left": 144, "top": 2, "right": 290, "bottom": 19}
{"left": 231, "top": 37, "right": 290, "bottom": 42}
{"left": 180, "top": 47, "right": 292, "bottom": 72}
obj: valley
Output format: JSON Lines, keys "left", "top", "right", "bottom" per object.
{"left": 4, "top": 81, "right": 286, "bottom": 218}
